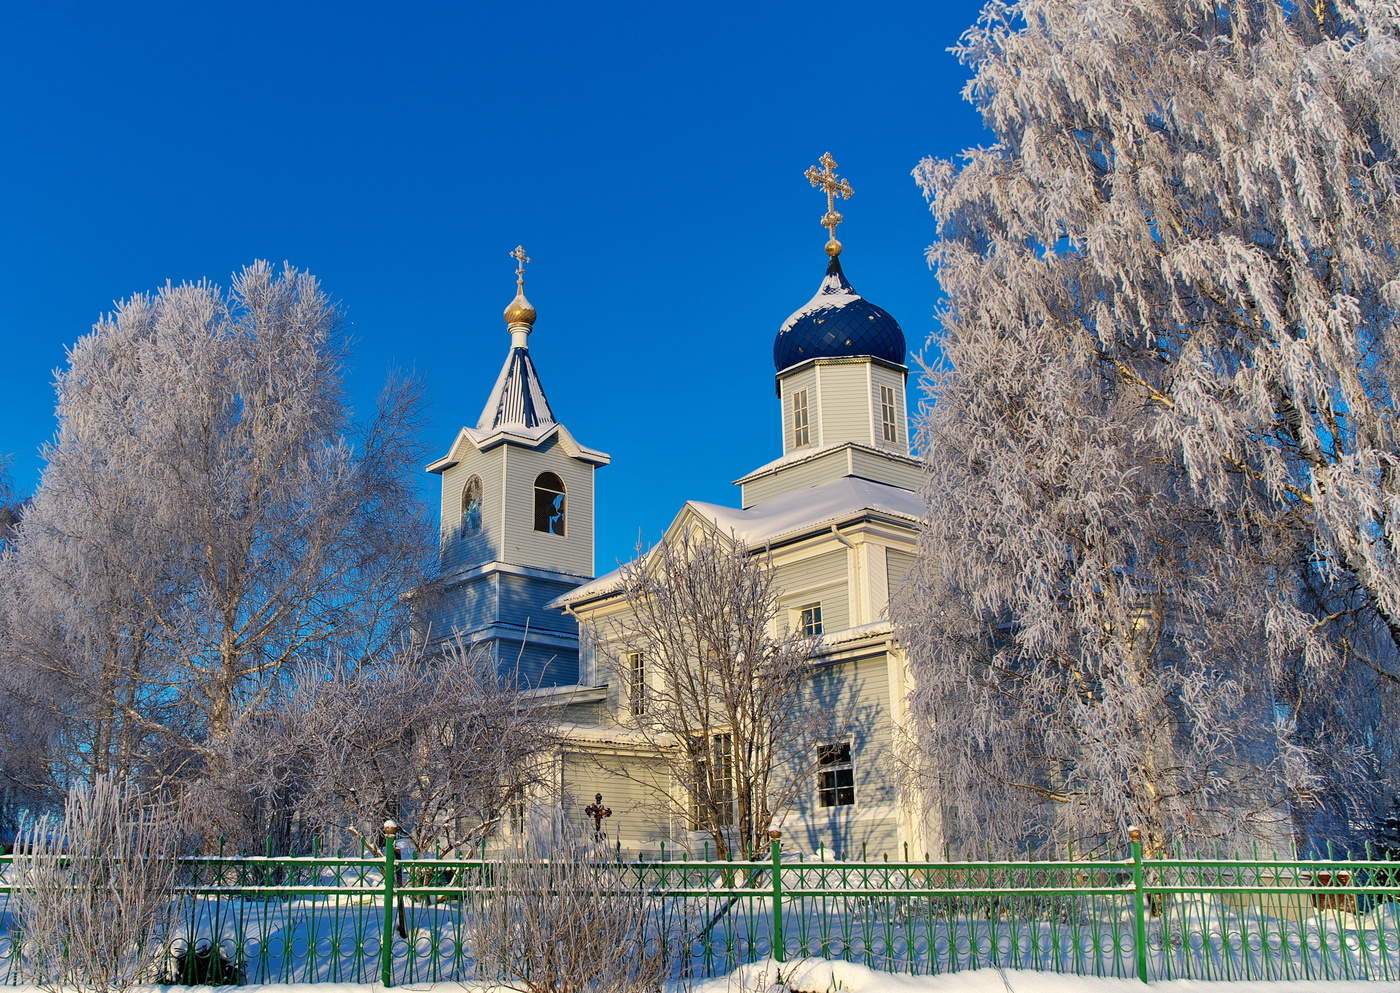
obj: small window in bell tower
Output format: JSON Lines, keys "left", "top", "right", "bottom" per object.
{"left": 533, "top": 472, "right": 566, "bottom": 536}
{"left": 461, "top": 476, "right": 483, "bottom": 536}
{"left": 792, "top": 389, "right": 810, "bottom": 448}
{"left": 880, "top": 385, "right": 898, "bottom": 444}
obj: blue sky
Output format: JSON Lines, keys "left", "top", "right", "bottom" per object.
{"left": 0, "top": 1, "right": 990, "bottom": 573}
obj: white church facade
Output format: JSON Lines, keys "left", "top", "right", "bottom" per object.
{"left": 425, "top": 159, "right": 939, "bottom": 859}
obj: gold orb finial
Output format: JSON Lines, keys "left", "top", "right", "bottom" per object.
{"left": 805, "top": 152, "right": 854, "bottom": 257}
{"left": 503, "top": 245, "right": 536, "bottom": 327}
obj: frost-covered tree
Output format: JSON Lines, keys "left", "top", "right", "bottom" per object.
{"left": 904, "top": 0, "right": 1400, "bottom": 854}
{"left": 0, "top": 460, "right": 52, "bottom": 835}
{"left": 0, "top": 263, "right": 434, "bottom": 799}
{"left": 226, "top": 635, "right": 555, "bottom": 857}
{"left": 0, "top": 459, "right": 21, "bottom": 543}
{"left": 12, "top": 776, "right": 186, "bottom": 993}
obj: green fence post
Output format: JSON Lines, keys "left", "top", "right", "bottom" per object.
{"left": 1129, "top": 826, "right": 1149, "bottom": 984}
{"left": 770, "top": 830, "right": 785, "bottom": 964}
{"left": 381, "top": 820, "right": 399, "bottom": 987}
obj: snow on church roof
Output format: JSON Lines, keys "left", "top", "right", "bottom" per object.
{"left": 687, "top": 476, "right": 922, "bottom": 546}
{"left": 551, "top": 476, "right": 923, "bottom": 608}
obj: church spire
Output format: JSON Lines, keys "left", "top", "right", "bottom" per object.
{"left": 479, "top": 245, "right": 555, "bottom": 432}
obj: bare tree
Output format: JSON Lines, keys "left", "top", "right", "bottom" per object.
{"left": 0, "top": 262, "right": 435, "bottom": 806}
{"left": 466, "top": 838, "right": 689, "bottom": 993}
{"left": 12, "top": 776, "right": 185, "bottom": 993}
{"left": 590, "top": 524, "right": 816, "bottom": 859}
{"left": 231, "top": 635, "right": 556, "bottom": 857}
{"left": 903, "top": 0, "right": 1399, "bottom": 854}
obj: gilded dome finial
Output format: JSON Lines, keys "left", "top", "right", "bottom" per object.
{"left": 503, "top": 244, "right": 537, "bottom": 329}
{"left": 804, "top": 152, "right": 854, "bottom": 257}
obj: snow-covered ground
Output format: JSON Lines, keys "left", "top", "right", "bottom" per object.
{"left": 695, "top": 959, "right": 1398, "bottom": 993}
{"left": 0, "top": 959, "right": 1390, "bottom": 993}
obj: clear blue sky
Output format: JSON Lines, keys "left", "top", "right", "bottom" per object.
{"left": 0, "top": 0, "right": 989, "bottom": 573}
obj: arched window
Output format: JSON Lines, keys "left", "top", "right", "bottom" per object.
{"left": 461, "top": 476, "right": 483, "bottom": 536}
{"left": 533, "top": 471, "right": 566, "bottom": 536}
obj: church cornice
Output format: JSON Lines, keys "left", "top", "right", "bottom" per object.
{"left": 436, "top": 559, "right": 596, "bottom": 587}
{"left": 428, "top": 621, "right": 581, "bottom": 650}
{"left": 773, "top": 354, "right": 907, "bottom": 395}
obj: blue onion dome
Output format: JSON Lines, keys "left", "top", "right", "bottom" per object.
{"left": 773, "top": 255, "right": 905, "bottom": 373}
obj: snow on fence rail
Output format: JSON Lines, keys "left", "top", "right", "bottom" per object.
{"left": 0, "top": 833, "right": 1396, "bottom": 985}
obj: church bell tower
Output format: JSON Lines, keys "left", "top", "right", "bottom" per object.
{"left": 425, "top": 247, "right": 610, "bottom": 686}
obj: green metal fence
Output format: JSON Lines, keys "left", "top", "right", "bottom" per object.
{"left": 0, "top": 831, "right": 1396, "bottom": 985}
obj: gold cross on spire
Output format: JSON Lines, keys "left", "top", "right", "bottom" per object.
{"left": 805, "top": 152, "right": 854, "bottom": 258}
{"left": 510, "top": 245, "right": 531, "bottom": 286}
{"left": 503, "top": 245, "right": 537, "bottom": 328}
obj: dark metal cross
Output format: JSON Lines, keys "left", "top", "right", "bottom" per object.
{"left": 584, "top": 793, "right": 612, "bottom": 836}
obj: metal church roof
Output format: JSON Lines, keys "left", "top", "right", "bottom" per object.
{"left": 477, "top": 345, "right": 556, "bottom": 432}
{"left": 773, "top": 255, "right": 906, "bottom": 373}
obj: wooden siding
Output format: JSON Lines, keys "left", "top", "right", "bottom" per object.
{"left": 886, "top": 549, "right": 916, "bottom": 595}
{"left": 816, "top": 363, "right": 873, "bottom": 447}
{"left": 438, "top": 448, "right": 505, "bottom": 572}
{"left": 778, "top": 549, "right": 851, "bottom": 633}
{"left": 848, "top": 448, "right": 923, "bottom": 491}
{"left": 430, "top": 573, "right": 498, "bottom": 639}
{"left": 870, "top": 364, "right": 910, "bottom": 453}
{"left": 498, "top": 637, "right": 579, "bottom": 688}
{"left": 777, "top": 549, "right": 848, "bottom": 597}
{"left": 560, "top": 699, "right": 610, "bottom": 725}
{"left": 496, "top": 572, "right": 582, "bottom": 637}
{"left": 562, "top": 751, "right": 672, "bottom": 848}
{"left": 784, "top": 585, "right": 845, "bottom": 630}
{"left": 779, "top": 366, "right": 819, "bottom": 455}
{"left": 864, "top": 543, "right": 889, "bottom": 624}
{"left": 783, "top": 655, "right": 901, "bottom": 858}
{"left": 501, "top": 437, "right": 594, "bottom": 577}
{"left": 741, "top": 447, "right": 850, "bottom": 507}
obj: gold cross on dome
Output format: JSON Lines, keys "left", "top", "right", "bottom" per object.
{"left": 510, "top": 245, "right": 531, "bottom": 285}
{"left": 804, "top": 152, "right": 854, "bottom": 257}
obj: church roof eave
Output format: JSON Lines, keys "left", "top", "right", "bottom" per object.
{"left": 733, "top": 440, "right": 922, "bottom": 487}
{"left": 425, "top": 422, "right": 612, "bottom": 474}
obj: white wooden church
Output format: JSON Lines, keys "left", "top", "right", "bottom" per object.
{"left": 425, "top": 157, "right": 937, "bottom": 859}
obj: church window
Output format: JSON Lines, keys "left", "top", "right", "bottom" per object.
{"left": 792, "top": 389, "right": 810, "bottom": 447}
{"left": 880, "top": 385, "right": 898, "bottom": 443}
{"left": 624, "top": 651, "right": 646, "bottom": 717}
{"left": 799, "top": 603, "right": 824, "bottom": 636}
{"left": 689, "top": 733, "right": 734, "bottom": 829}
{"left": 817, "top": 741, "right": 856, "bottom": 807}
{"left": 461, "top": 476, "right": 483, "bottom": 536}
{"left": 533, "top": 472, "right": 566, "bottom": 536}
